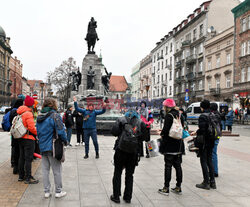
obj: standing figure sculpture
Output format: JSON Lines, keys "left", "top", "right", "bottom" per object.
{"left": 87, "top": 66, "right": 95, "bottom": 89}
{"left": 85, "top": 17, "right": 99, "bottom": 54}
{"left": 102, "top": 67, "right": 112, "bottom": 94}
{"left": 76, "top": 69, "right": 82, "bottom": 91}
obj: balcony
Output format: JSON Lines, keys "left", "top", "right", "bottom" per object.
{"left": 182, "top": 40, "right": 191, "bottom": 47}
{"left": 186, "top": 54, "right": 197, "bottom": 64}
{"left": 175, "top": 61, "right": 182, "bottom": 69}
{"left": 210, "top": 88, "right": 220, "bottom": 96}
{"left": 186, "top": 72, "right": 196, "bottom": 81}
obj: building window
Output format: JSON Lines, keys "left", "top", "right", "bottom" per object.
{"left": 157, "top": 75, "right": 159, "bottom": 83}
{"left": 191, "top": 82, "right": 196, "bottom": 91}
{"left": 242, "top": 68, "right": 246, "bottom": 82}
{"left": 154, "top": 55, "right": 155, "bottom": 63}
{"left": 248, "top": 67, "right": 250, "bottom": 82}
{"left": 241, "top": 17, "right": 247, "bottom": 32}
{"left": 226, "top": 75, "right": 231, "bottom": 88}
{"left": 248, "top": 40, "right": 250, "bottom": 54}
{"left": 181, "top": 67, "right": 185, "bottom": 76}
{"left": 176, "top": 71, "right": 179, "bottom": 78}
{"left": 175, "top": 86, "right": 179, "bottom": 95}
{"left": 170, "top": 43, "right": 173, "bottom": 52}
{"left": 165, "top": 59, "right": 168, "bottom": 68}
{"left": 182, "top": 83, "right": 185, "bottom": 92}
{"left": 170, "top": 57, "right": 172, "bottom": 66}
{"left": 186, "top": 49, "right": 190, "bottom": 57}
{"left": 226, "top": 53, "right": 231, "bottom": 64}
{"left": 158, "top": 62, "right": 160, "bottom": 70}
{"left": 208, "top": 59, "right": 212, "bottom": 70}
{"left": 169, "top": 71, "right": 172, "bottom": 80}
{"left": 165, "top": 73, "right": 167, "bottom": 81}
{"left": 200, "top": 24, "right": 203, "bottom": 36}
{"left": 161, "top": 74, "right": 163, "bottom": 82}
{"left": 199, "top": 43, "right": 203, "bottom": 54}
{"left": 166, "top": 46, "right": 168, "bottom": 55}
{"left": 241, "top": 42, "right": 246, "bottom": 56}
{"left": 169, "top": 86, "right": 172, "bottom": 95}
{"left": 162, "top": 61, "right": 164, "bottom": 70}
{"left": 186, "top": 33, "right": 191, "bottom": 41}
{"left": 199, "top": 61, "right": 203, "bottom": 72}
{"left": 193, "top": 29, "right": 197, "bottom": 40}
{"left": 199, "top": 80, "right": 203, "bottom": 90}
{"left": 216, "top": 56, "right": 220, "bottom": 68}
{"left": 208, "top": 79, "right": 211, "bottom": 90}
{"left": 216, "top": 78, "right": 220, "bottom": 89}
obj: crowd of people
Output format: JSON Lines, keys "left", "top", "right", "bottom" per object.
{"left": 1, "top": 95, "right": 239, "bottom": 203}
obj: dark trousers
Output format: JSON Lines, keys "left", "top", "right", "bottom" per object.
{"left": 199, "top": 147, "right": 215, "bottom": 183}
{"left": 139, "top": 128, "right": 150, "bottom": 156}
{"left": 164, "top": 154, "right": 183, "bottom": 188}
{"left": 11, "top": 137, "right": 20, "bottom": 168}
{"left": 112, "top": 149, "right": 137, "bottom": 201}
{"left": 84, "top": 129, "right": 98, "bottom": 155}
{"left": 227, "top": 125, "right": 232, "bottom": 132}
{"left": 18, "top": 139, "right": 35, "bottom": 179}
{"left": 76, "top": 128, "right": 84, "bottom": 143}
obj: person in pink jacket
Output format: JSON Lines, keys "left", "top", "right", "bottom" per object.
{"left": 139, "top": 100, "right": 154, "bottom": 158}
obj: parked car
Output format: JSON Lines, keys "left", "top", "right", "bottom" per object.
{"left": 0, "top": 106, "right": 10, "bottom": 114}
{"left": 186, "top": 102, "right": 228, "bottom": 124}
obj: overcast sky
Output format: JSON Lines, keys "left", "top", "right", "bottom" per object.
{"left": 0, "top": 0, "right": 242, "bottom": 82}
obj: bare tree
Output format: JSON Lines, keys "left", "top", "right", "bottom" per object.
{"left": 48, "top": 57, "right": 78, "bottom": 109}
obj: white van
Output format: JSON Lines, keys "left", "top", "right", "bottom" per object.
{"left": 186, "top": 102, "right": 228, "bottom": 124}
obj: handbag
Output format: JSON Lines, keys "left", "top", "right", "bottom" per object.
{"left": 182, "top": 130, "right": 190, "bottom": 139}
{"left": 52, "top": 113, "right": 65, "bottom": 162}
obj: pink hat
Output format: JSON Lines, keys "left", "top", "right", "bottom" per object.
{"left": 163, "top": 99, "right": 176, "bottom": 108}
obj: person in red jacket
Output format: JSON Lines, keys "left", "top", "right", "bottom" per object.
{"left": 17, "top": 95, "right": 39, "bottom": 184}
{"left": 139, "top": 100, "right": 154, "bottom": 158}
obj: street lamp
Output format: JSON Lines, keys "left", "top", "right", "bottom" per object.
{"left": 40, "top": 82, "right": 45, "bottom": 105}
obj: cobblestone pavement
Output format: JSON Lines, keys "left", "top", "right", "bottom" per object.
{"left": 0, "top": 125, "right": 250, "bottom": 207}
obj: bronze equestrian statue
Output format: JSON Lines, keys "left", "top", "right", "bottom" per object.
{"left": 85, "top": 17, "right": 99, "bottom": 54}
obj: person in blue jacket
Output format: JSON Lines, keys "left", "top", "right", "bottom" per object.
{"left": 36, "top": 98, "right": 68, "bottom": 198}
{"left": 225, "top": 108, "right": 234, "bottom": 132}
{"left": 73, "top": 96, "right": 106, "bottom": 159}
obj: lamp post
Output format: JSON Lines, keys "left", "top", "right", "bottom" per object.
{"left": 40, "top": 82, "right": 45, "bottom": 105}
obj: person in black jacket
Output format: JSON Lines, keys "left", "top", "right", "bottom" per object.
{"left": 9, "top": 98, "right": 24, "bottom": 174}
{"left": 191, "top": 100, "right": 216, "bottom": 190}
{"left": 158, "top": 99, "right": 184, "bottom": 196}
{"left": 220, "top": 108, "right": 226, "bottom": 130}
{"left": 65, "top": 105, "right": 74, "bottom": 146}
{"left": 110, "top": 109, "right": 147, "bottom": 204}
{"left": 73, "top": 104, "right": 84, "bottom": 146}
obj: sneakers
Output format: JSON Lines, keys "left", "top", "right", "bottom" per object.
{"left": 96, "top": 153, "right": 99, "bottom": 159}
{"left": 18, "top": 177, "right": 24, "bottom": 182}
{"left": 110, "top": 195, "right": 120, "bottom": 203}
{"left": 44, "top": 192, "right": 51, "bottom": 198}
{"left": 81, "top": 142, "right": 85, "bottom": 146}
{"left": 75, "top": 143, "right": 80, "bottom": 146}
{"left": 55, "top": 191, "right": 67, "bottom": 198}
{"left": 158, "top": 187, "right": 169, "bottom": 196}
{"left": 84, "top": 154, "right": 89, "bottom": 159}
{"left": 24, "top": 176, "right": 39, "bottom": 184}
{"left": 210, "top": 181, "right": 217, "bottom": 189}
{"left": 196, "top": 182, "right": 210, "bottom": 190}
{"left": 146, "top": 154, "right": 150, "bottom": 158}
{"left": 171, "top": 186, "right": 182, "bottom": 195}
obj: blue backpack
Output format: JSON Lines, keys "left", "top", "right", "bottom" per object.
{"left": 2, "top": 108, "right": 16, "bottom": 131}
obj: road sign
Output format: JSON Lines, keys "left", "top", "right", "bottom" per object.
{"left": 32, "top": 94, "right": 38, "bottom": 99}
{"left": 185, "top": 96, "right": 189, "bottom": 102}
{"left": 185, "top": 89, "right": 189, "bottom": 92}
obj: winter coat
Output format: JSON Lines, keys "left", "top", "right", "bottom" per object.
{"left": 220, "top": 111, "right": 226, "bottom": 121}
{"left": 74, "top": 102, "right": 106, "bottom": 129}
{"left": 65, "top": 110, "right": 74, "bottom": 128}
{"left": 16, "top": 106, "right": 37, "bottom": 140}
{"left": 36, "top": 109, "right": 67, "bottom": 153}
{"left": 226, "top": 110, "right": 234, "bottom": 126}
{"left": 196, "top": 109, "right": 214, "bottom": 149}
{"left": 73, "top": 110, "right": 84, "bottom": 129}
{"left": 160, "top": 109, "right": 185, "bottom": 154}
{"left": 140, "top": 110, "right": 154, "bottom": 129}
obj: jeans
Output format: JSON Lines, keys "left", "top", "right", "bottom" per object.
{"left": 66, "top": 127, "right": 72, "bottom": 143}
{"left": 41, "top": 151, "right": 62, "bottom": 193}
{"left": 199, "top": 147, "right": 215, "bottom": 183}
{"left": 212, "top": 139, "right": 220, "bottom": 174}
{"left": 164, "top": 154, "right": 183, "bottom": 187}
{"left": 84, "top": 128, "right": 98, "bottom": 155}
{"left": 18, "top": 139, "right": 35, "bottom": 179}
{"left": 221, "top": 120, "right": 226, "bottom": 130}
{"left": 76, "top": 128, "right": 84, "bottom": 143}
{"left": 112, "top": 149, "right": 137, "bottom": 200}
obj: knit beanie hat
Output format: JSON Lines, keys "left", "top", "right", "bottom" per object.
{"left": 163, "top": 99, "right": 176, "bottom": 108}
{"left": 18, "top": 94, "right": 25, "bottom": 101}
{"left": 200, "top": 99, "right": 210, "bottom": 110}
{"left": 24, "top": 95, "right": 35, "bottom": 107}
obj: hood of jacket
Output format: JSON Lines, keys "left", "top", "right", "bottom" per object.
{"left": 17, "top": 105, "right": 32, "bottom": 115}
{"left": 37, "top": 110, "right": 55, "bottom": 123}
{"left": 13, "top": 98, "right": 23, "bottom": 109}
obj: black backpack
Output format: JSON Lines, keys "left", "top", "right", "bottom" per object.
{"left": 204, "top": 112, "right": 221, "bottom": 140}
{"left": 118, "top": 117, "right": 141, "bottom": 154}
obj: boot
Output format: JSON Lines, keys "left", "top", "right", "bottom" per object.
{"left": 195, "top": 181, "right": 210, "bottom": 190}
{"left": 96, "top": 152, "right": 99, "bottom": 159}
{"left": 210, "top": 181, "right": 217, "bottom": 189}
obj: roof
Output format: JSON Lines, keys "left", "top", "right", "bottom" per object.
{"left": 109, "top": 76, "right": 128, "bottom": 92}
{"left": 0, "top": 26, "right": 6, "bottom": 38}
{"left": 27, "top": 80, "right": 44, "bottom": 89}
{"left": 232, "top": 0, "right": 250, "bottom": 19}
